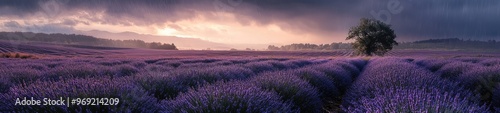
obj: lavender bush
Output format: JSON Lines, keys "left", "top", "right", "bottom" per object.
{"left": 179, "top": 59, "right": 221, "bottom": 64}
{"left": 135, "top": 73, "right": 185, "bottom": 100}
{"left": 343, "top": 58, "right": 482, "bottom": 111}
{"left": 480, "top": 59, "right": 500, "bottom": 67}
{"left": 2, "top": 56, "right": 499, "bottom": 112}
{"left": 137, "top": 65, "right": 255, "bottom": 100}
{"left": 458, "top": 66, "right": 500, "bottom": 107}
{"left": 437, "top": 61, "right": 482, "bottom": 79}
{"left": 144, "top": 64, "right": 173, "bottom": 72}
{"left": 43, "top": 64, "right": 106, "bottom": 81}
{"left": 493, "top": 84, "right": 500, "bottom": 110}
{"left": 267, "top": 60, "right": 298, "bottom": 70}
{"left": 309, "top": 61, "right": 354, "bottom": 93}
{"left": 329, "top": 60, "right": 361, "bottom": 78}
{"left": 242, "top": 61, "right": 277, "bottom": 73}
{"left": 344, "top": 58, "right": 368, "bottom": 70}
{"left": 345, "top": 87, "right": 489, "bottom": 113}
{"left": 455, "top": 57, "right": 484, "bottom": 63}
{"left": 250, "top": 72, "right": 322, "bottom": 113}
{"left": 0, "top": 68, "right": 43, "bottom": 85}
{"left": 0, "top": 79, "right": 11, "bottom": 93}
{"left": 113, "top": 64, "right": 139, "bottom": 77}
{"left": 166, "top": 81, "right": 296, "bottom": 113}
{"left": 213, "top": 60, "right": 234, "bottom": 66}
{"left": 283, "top": 59, "right": 314, "bottom": 68}
{"left": 0, "top": 77, "right": 162, "bottom": 112}
{"left": 229, "top": 59, "right": 251, "bottom": 64}
{"left": 289, "top": 68, "right": 340, "bottom": 98}
{"left": 153, "top": 60, "right": 184, "bottom": 68}
{"left": 95, "top": 59, "right": 127, "bottom": 66}
{"left": 130, "top": 61, "right": 147, "bottom": 69}
{"left": 414, "top": 58, "right": 453, "bottom": 72}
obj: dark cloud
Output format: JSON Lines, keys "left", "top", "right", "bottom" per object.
{"left": 0, "top": 0, "right": 499, "bottom": 41}
{"left": 0, "top": 0, "right": 39, "bottom": 15}
{"left": 3, "top": 21, "right": 21, "bottom": 28}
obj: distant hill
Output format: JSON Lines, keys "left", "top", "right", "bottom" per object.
{"left": 79, "top": 30, "right": 230, "bottom": 50}
{"left": 268, "top": 38, "right": 500, "bottom": 51}
{"left": 0, "top": 32, "right": 178, "bottom": 50}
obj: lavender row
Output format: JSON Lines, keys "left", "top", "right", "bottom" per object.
{"left": 1, "top": 77, "right": 163, "bottom": 112}
{"left": 415, "top": 57, "right": 500, "bottom": 111}
{"left": 344, "top": 57, "right": 494, "bottom": 112}
{"left": 0, "top": 58, "right": 317, "bottom": 94}
{"left": 3, "top": 56, "right": 496, "bottom": 112}
{"left": 165, "top": 59, "right": 366, "bottom": 112}
{"left": 2, "top": 58, "right": 357, "bottom": 112}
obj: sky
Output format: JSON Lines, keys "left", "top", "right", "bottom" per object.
{"left": 0, "top": 0, "right": 499, "bottom": 49}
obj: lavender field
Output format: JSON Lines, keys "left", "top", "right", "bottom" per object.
{"left": 0, "top": 42, "right": 499, "bottom": 113}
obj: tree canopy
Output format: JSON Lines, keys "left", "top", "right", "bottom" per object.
{"left": 346, "top": 18, "right": 397, "bottom": 56}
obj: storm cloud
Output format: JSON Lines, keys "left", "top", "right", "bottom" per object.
{"left": 1, "top": 0, "right": 499, "bottom": 42}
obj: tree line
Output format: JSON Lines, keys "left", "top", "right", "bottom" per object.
{"left": 395, "top": 38, "right": 500, "bottom": 51}
{"left": 268, "top": 38, "right": 500, "bottom": 51}
{"left": 267, "top": 43, "right": 353, "bottom": 51}
{"left": 0, "top": 32, "right": 177, "bottom": 50}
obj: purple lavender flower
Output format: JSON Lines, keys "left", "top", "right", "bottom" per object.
{"left": 414, "top": 58, "right": 453, "bottom": 72}
{"left": 345, "top": 87, "right": 489, "bottom": 113}
{"left": 250, "top": 72, "right": 322, "bottom": 113}
{"left": 480, "top": 59, "right": 500, "bottom": 67}
{"left": 113, "top": 64, "right": 139, "bottom": 77}
{"left": 283, "top": 59, "right": 314, "bottom": 68}
{"left": 166, "top": 81, "right": 296, "bottom": 113}
{"left": 458, "top": 66, "right": 500, "bottom": 107}
{"left": 131, "top": 61, "right": 147, "bottom": 69}
{"left": 327, "top": 60, "right": 361, "bottom": 78}
{"left": 43, "top": 63, "right": 101, "bottom": 81}
{"left": 267, "top": 60, "right": 298, "bottom": 70}
{"left": 456, "top": 57, "right": 484, "bottom": 63}
{"left": 309, "top": 61, "right": 354, "bottom": 93}
{"left": 137, "top": 65, "right": 255, "bottom": 100}
{"left": 243, "top": 61, "right": 277, "bottom": 73}
{"left": 343, "top": 58, "right": 481, "bottom": 111}
{"left": 289, "top": 68, "right": 340, "bottom": 98}
{"left": 1, "top": 77, "right": 162, "bottom": 112}
{"left": 493, "top": 84, "right": 500, "bottom": 111}
{"left": 145, "top": 64, "right": 174, "bottom": 72}
{"left": 437, "top": 61, "right": 482, "bottom": 79}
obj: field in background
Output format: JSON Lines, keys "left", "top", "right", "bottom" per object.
{"left": 0, "top": 41, "right": 499, "bottom": 112}
{"left": 1, "top": 41, "right": 499, "bottom": 59}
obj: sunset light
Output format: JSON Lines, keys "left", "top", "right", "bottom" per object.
{"left": 1, "top": 0, "right": 499, "bottom": 112}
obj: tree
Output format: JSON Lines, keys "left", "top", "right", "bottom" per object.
{"left": 346, "top": 18, "right": 398, "bottom": 56}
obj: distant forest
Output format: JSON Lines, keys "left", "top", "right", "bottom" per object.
{"left": 267, "top": 43, "right": 352, "bottom": 51}
{"left": 268, "top": 38, "right": 500, "bottom": 51}
{"left": 0, "top": 32, "right": 178, "bottom": 50}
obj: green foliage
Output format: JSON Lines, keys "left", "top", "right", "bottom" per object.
{"left": 346, "top": 18, "right": 398, "bottom": 56}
